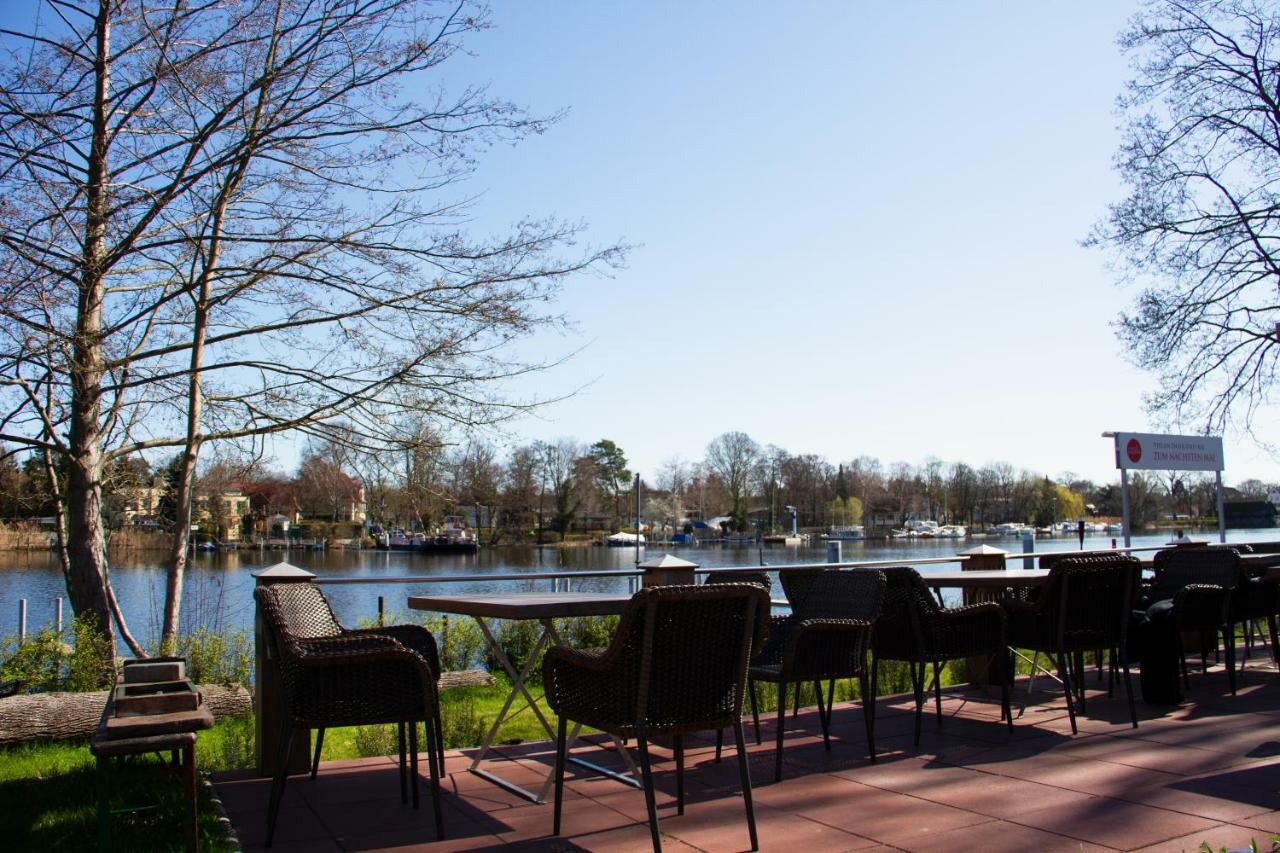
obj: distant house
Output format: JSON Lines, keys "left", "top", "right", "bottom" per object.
{"left": 120, "top": 475, "right": 167, "bottom": 525}
{"left": 195, "top": 489, "right": 252, "bottom": 541}
{"left": 1223, "top": 500, "right": 1277, "bottom": 528}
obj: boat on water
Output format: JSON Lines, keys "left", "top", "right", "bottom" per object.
{"left": 821, "top": 525, "right": 865, "bottom": 541}
{"left": 721, "top": 533, "right": 757, "bottom": 544}
{"left": 935, "top": 524, "right": 967, "bottom": 539}
{"left": 893, "top": 519, "right": 943, "bottom": 538}
{"left": 605, "top": 531, "right": 646, "bottom": 547}
{"left": 377, "top": 516, "right": 479, "bottom": 554}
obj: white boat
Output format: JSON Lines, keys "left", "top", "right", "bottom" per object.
{"left": 902, "top": 519, "right": 941, "bottom": 538}
{"left": 606, "top": 531, "right": 645, "bottom": 547}
{"left": 821, "top": 525, "right": 865, "bottom": 541}
{"left": 935, "top": 524, "right": 967, "bottom": 539}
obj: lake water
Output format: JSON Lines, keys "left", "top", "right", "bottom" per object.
{"left": 2, "top": 528, "right": 1277, "bottom": 649}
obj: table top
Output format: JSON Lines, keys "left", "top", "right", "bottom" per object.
{"left": 921, "top": 569, "right": 1051, "bottom": 588}
{"left": 408, "top": 591, "right": 633, "bottom": 620}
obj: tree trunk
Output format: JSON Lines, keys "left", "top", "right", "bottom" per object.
{"left": 0, "top": 683, "right": 251, "bottom": 746}
{"left": 62, "top": 0, "right": 116, "bottom": 663}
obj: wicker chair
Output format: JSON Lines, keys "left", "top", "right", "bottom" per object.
{"left": 704, "top": 570, "right": 772, "bottom": 762}
{"left": 1003, "top": 555, "right": 1141, "bottom": 733}
{"left": 1149, "top": 548, "right": 1243, "bottom": 693}
{"left": 1213, "top": 545, "right": 1280, "bottom": 667}
{"left": 774, "top": 567, "right": 827, "bottom": 720}
{"left": 543, "top": 584, "right": 770, "bottom": 853}
{"left": 255, "top": 583, "right": 445, "bottom": 846}
{"left": 872, "top": 567, "right": 1012, "bottom": 745}
{"left": 750, "top": 569, "right": 885, "bottom": 783}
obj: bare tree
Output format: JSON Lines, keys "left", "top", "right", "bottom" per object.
{"left": 1090, "top": 0, "right": 1279, "bottom": 434}
{"left": 0, "top": 0, "right": 622, "bottom": 652}
{"left": 704, "top": 431, "right": 759, "bottom": 531}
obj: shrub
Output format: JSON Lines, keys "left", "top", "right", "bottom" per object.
{"left": 0, "top": 616, "right": 112, "bottom": 692}
{"left": 175, "top": 628, "right": 253, "bottom": 686}
{"left": 353, "top": 724, "right": 397, "bottom": 758}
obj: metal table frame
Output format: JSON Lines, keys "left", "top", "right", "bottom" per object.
{"left": 409, "top": 592, "right": 641, "bottom": 804}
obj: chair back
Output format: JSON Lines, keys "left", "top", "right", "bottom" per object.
{"left": 704, "top": 569, "right": 773, "bottom": 596}
{"left": 796, "top": 569, "right": 886, "bottom": 622}
{"left": 781, "top": 569, "right": 885, "bottom": 679}
{"left": 1037, "top": 555, "right": 1140, "bottom": 652}
{"left": 254, "top": 582, "right": 344, "bottom": 662}
{"left": 609, "top": 584, "right": 770, "bottom": 731}
{"left": 1040, "top": 550, "right": 1118, "bottom": 570}
{"left": 875, "top": 566, "right": 937, "bottom": 657}
{"left": 780, "top": 568, "right": 825, "bottom": 613}
{"left": 1150, "top": 548, "right": 1242, "bottom": 602}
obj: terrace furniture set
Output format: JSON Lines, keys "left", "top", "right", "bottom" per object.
{"left": 253, "top": 546, "right": 1277, "bottom": 852}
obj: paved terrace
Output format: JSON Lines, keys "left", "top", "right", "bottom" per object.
{"left": 215, "top": 660, "right": 1280, "bottom": 852}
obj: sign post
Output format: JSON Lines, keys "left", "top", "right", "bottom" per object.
{"left": 1107, "top": 432, "right": 1225, "bottom": 546}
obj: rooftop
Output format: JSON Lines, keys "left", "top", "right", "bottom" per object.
{"left": 214, "top": 659, "right": 1280, "bottom": 852}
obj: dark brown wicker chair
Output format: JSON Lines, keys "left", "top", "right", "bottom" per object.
{"left": 872, "top": 566, "right": 1012, "bottom": 745}
{"left": 750, "top": 569, "right": 885, "bottom": 782}
{"left": 1003, "top": 555, "right": 1141, "bottom": 733}
{"left": 704, "top": 569, "right": 773, "bottom": 762}
{"left": 1215, "top": 545, "right": 1280, "bottom": 668}
{"left": 255, "top": 583, "right": 445, "bottom": 846}
{"left": 1149, "top": 548, "right": 1243, "bottom": 693}
{"left": 543, "top": 584, "right": 770, "bottom": 853}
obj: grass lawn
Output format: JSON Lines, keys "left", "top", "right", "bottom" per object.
{"left": 0, "top": 677, "right": 562, "bottom": 851}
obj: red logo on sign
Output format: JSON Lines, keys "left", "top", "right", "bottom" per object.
{"left": 1126, "top": 439, "right": 1142, "bottom": 464}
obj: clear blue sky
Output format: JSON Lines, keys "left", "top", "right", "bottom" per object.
{"left": 371, "top": 3, "right": 1280, "bottom": 484}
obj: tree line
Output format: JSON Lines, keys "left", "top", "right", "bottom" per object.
{"left": 5, "top": 430, "right": 1272, "bottom": 544}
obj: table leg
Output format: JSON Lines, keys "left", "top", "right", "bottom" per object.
{"left": 465, "top": 616, "right": 641, "bottom": 803}
{"left": 96, "top": 756, "right": 111, "bottom": 853}
{"left": 184, "top": 742, "right": 199, "bottom": 853}
{"left": 467, "top": 618, "right": 556, "bottom": 801}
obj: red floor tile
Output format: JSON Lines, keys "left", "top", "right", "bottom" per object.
{"left": 213, "top": 661, "right": 1280, "bottom": 853}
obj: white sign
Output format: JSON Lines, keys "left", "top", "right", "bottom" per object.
{"left": 1113, "top": 432, "right": 1224, "bottom": 472}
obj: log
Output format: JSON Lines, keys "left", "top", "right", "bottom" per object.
{"left": 0, "top": 682, "right": 251, "bottom": 746}
{"left": 438, "top": 669, "right": 494, "bottom": 691}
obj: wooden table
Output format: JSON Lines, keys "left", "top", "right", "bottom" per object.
{"left": 408, "top": 592, "right": 634, "bottom": 804}
{"left": 919, "top": 569, "right": 1051, "bottom": 594}
{"left": 90, "top": 692, "right": 214, "bottom": 851}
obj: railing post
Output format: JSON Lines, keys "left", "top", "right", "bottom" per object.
{"left": 17, "top": 599, "right": 26, "bottom": 645}
{"left": 957, "top": 545, "right": 1008, "bottom": 686}
{"left": 55, "top": 597, "right": 62, "bottom": 633}
{"left": 253, "top": 561, "right": 317, "bottom": 777}
{"left": 826, "top": 540, "right": 842, "bottom": 564}
{"left": 639, "top": 554, "right": 698, "bottom": 588}
{"left": 1021, "top": 529, "right": 1035, "bottom": 570}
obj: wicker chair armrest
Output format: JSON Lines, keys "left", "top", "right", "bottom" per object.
{"left": 937, "top": 601, "right": 1006, "bottom": 621}
{"left": 542, "top": 645, "right": 631, "bottom": 724}
{"left": 346, "top": 625, "right": 441, "bottom": 674}
{"left": 294, "top": 634, "right": 429, "bottom": 674}
{"left": 544, "top": 645, "right": 611, "bottom": 673}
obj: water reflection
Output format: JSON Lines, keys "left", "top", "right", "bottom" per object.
{"left": 1, "top": 529, "right": 1275, "bottom": 649}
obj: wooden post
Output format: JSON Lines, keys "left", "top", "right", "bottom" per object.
{"left": 253, "top": 561, "right": 316, "bottom": 777}
{"left": 18, "top": 599, "right": 26, "bottom": 645}
{"left": 958, "top": 545, "right": 1008, "bottom": 685}
{"left": 639, "top": 554, "right": 698, "bottom": 588}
